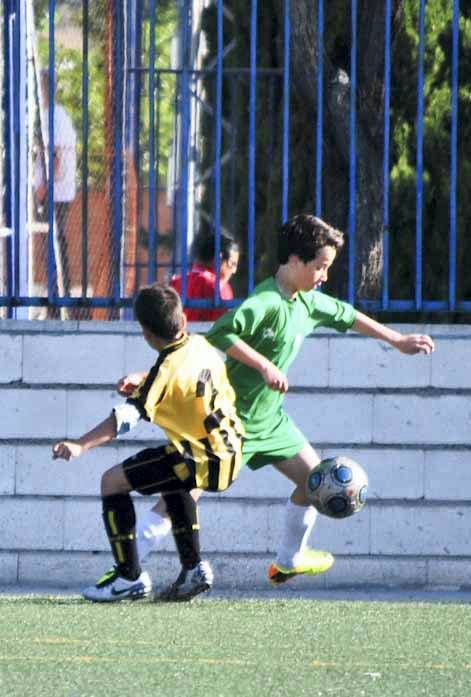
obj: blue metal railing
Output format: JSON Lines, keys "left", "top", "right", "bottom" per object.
{"left": 147, "top": 0, "right": 158, "bottom": 285}
{"left": 314, "top": 0, "right": 324, "bottom": 219}
{"left": 382, "top": 0, "right": 392, "bottom": 310}
{"left": 247, "top": 0, "right": 257, "bottom": 295}
{"left": 281, "top": 0, "right": 291, "bottom": 225}
{"left": 415, "top": 0, "right": 426, "bottom": 312}
{"left": 213, "top": 0, "right": 224, "bottom": 304}
{"left": 449, "top": 0, "right": 460, "bottom": 313}
{"left": 1, "top": 0, "right": 469, "bottom": 316}
{"left": 347, "top": 0, "right": 357, "bottom": 306}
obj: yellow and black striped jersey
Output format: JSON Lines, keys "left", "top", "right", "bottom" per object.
{"left": 127, "top": 333, "right": 244, "bottom": 491}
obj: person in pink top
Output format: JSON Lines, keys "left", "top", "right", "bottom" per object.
{"left": 170, "top": 232, "right": 239, "bottom": 321}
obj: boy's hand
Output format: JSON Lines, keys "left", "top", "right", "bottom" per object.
{"left": 116, "top": 371, "right": 147, "bottom": 396}
{"left": 260, "top": 361, "right": 289, "bottom": 392}
{"left": 394, "top": 334, "right": 435, "bottom": 355}
{"left": 116, "top": 377, "right": 138, "bottom": 396}
{"left": 52, "top": 440, "right": 84, "bottom": 461}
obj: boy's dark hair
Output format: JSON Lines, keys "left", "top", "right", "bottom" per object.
{"left": 134, "top": 284, "right": 183, "bottom": 341}
{"left": 278, "top": 214, "right": 344, "bottom": 264}
{"left": 192, "top": 232, "right": 239, "bottom": 264}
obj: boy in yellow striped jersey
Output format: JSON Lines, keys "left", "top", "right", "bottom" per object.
{"left": 52, "top": 284, "right": 243, "bottom": 602}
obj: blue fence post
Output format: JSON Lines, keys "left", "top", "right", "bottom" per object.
{"left": 449, "top": 0, "right": 460, "bottom": 312}
{"left": 9, "top": 0, "right": 28, "bottom": 318}
{"left": 213, "top": 0, "right": 223, "bottom": 305}
{"left": 315, "top": 0, "right": 324, "bottom": 218}
{"left": 178, "top": 0, "right": 191, "bottom": 305}
{"left": 382, "top": 0, "right": 392, "bottom": 310}
{"left": 133, "top": 0, "right": 143, "bottom": 294}
{"left": 81, "top": 0, "right": 89, "bottom": 300}
{"left": 47, "top": 0, "right": 56, "bottom": 304}
{"left": 147, "top": 0, "right": 157, "bottom": 284}
{"left": 3, "top": 1, "right": 14, "bottom": 315}
{"left": 247, "top": 0, "right": 257, "bottom": 294}
{"left": 415, "top": 0, "right": 426, "bottom": 312}
{"left": 111, "top": 0, "right": 124, "bottom": 305}
{"left": 347, "top": 0, "right": 357, "bottom": 305}
{"left": 282, "top": 0, "right": 291, "bottom": 223}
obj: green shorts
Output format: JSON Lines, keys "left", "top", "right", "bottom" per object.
{"left": 241, "top": 410, "right": 307, "bottom": 471}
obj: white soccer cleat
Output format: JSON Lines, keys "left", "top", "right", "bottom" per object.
{"left": 159, "top": 560, "right": 214, "bottom": 602}
{"left": 82, "top": 567, "right": 152, "bottom": 602}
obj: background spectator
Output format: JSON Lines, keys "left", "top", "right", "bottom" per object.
{"left": 170, "top": 232, "right": 239, "bottom": 321}
{"left": 33, "top": 69, "right": 77, "bottom": 298}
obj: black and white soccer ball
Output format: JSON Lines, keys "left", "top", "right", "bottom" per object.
{"left": 306, "top": 456, "right": 368, "bottom": 519}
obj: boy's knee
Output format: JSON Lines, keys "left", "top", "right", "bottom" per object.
{"left": 101, "top": 465, "right": 130, "bottom": 497}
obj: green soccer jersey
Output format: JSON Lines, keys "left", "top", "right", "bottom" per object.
{"left": 206, "top": 277, "right": 356, "bottom": 442}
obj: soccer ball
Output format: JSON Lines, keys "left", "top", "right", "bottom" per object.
{"left": 306, "top": 456, "right": 368, "bottom": 519}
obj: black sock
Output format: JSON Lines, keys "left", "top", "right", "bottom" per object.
{"left": 163, "top": 491, "right": 201, "bottom": 570}
{"left": 102, "top": 494, "right": 141, "bottom": 581}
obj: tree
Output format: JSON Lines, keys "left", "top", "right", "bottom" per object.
{"left": 198, "top": 0, "right": 471, "bottom": 310}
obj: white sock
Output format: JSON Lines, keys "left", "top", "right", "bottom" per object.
{"left": 275, "top": 499, "right": 318, "bottom": 569}
{"left": 137, "top": 509, "right": 172, "bottom": 564}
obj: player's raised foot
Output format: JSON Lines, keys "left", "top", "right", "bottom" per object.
{"left": 82, "top": 567, "right": 152, "bottom": 602}
{"left": 159, "top": 560, "right": 214, "bottom": 602}
{"left": 268, "top": 549, "right": 335, "bottom": 585}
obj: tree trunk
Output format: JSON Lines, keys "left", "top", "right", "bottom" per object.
{"left": 200, "top": 0, "right": 406, "bottom": 300}
{"left": 289, "top": 1, "right": 406, "bottom": 299}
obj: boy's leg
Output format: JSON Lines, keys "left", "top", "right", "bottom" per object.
{"left": 123, "top": 446, "right": 213, "bottom": 600}
{"left": 159, "top": 490, "right": 213, "bottom": 601}
{"left": 269, "top": 443, "right": 334, "bottom": 583}
{"left": 163, "top": 491, "right": 201, "bottom": 569}
{"left": 101, "top": 464, "right": 141, "bottom": 580}
{"left": 83, "top": 464, "right": 152, "bottom": 602}
{"left": 136, "top": 489, "right": 203, "bottom": 564}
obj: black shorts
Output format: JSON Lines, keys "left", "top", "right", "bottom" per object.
{"left": 122, "top": 444, "right": 196, "bottom": 496}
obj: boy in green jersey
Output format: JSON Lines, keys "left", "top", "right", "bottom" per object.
{"left": 117, "top": 214, "right": 435, "bottom": 595}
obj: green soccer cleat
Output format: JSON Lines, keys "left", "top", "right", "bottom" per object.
{"left": 268, "top": 549, "right": 335, "bottom": 585}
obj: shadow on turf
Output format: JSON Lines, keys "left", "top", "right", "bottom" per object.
{"left": 2, "top": 586, "right": 471, "bottom": 605}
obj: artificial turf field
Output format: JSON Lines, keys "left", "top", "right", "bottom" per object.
{"left": 1, "top": 593, "right": 471, "bottom": 697}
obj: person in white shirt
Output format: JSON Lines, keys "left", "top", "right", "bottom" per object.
{"left": 34, "top": 69, "right": 77, "bottom": 297}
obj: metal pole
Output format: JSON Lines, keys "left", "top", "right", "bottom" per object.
{"left": 315, "top": 0, "right": 324, "bottom": 217}
{"left": 81, "top": 0, "right": 89, "bottom": 301}
{"left": 415, "top": 0, "right": 426, "bottom": 311}
{"left": 281, "top": 0, "right": 291, "bottom": 223}
{"left": 449, "top": 0, "right": 460, "bottom": 312}
{"left": 213, "top": 0, "right": 223, "bottom": 304}
{"left": 247, "top": 0, "right": 257, "bottom": 293}
{"left": 347, "top": 0, "right": 357, "bottom": 305}
{"left": 147, "top": 0, "right": 157, "bottom": 284}
{"left": 382, "top": 0, "right": 392, "bottom": 310}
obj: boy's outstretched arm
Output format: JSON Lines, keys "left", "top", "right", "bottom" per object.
{"left": 52, "top": 413, "right": 118, "bottom": 461}
{"left": 352, "top": 311, "right": 435, "bottom": 355}
{"left": 226, "top": 339, "right": 289, "bottom": 392}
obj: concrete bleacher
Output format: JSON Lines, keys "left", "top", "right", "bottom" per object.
{"left": 1, "top": 320, "right": 470, "bottom": 592}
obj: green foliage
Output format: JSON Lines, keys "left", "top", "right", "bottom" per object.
{"left": 390, "top": 0, "right": 471, "bottom": 302}
{"left": 138, "top": 3, "right": 178, "bottom": 183}
{"left": 35, "top": 2, "right": 177, "bottom": 188}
